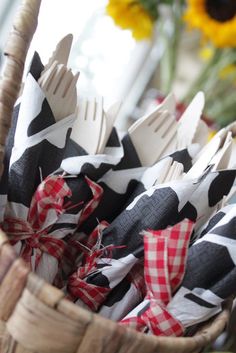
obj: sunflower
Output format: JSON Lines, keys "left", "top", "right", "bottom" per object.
{"left": 106, "top": 0, "right": 155, "bottom": 40}
{"left": 184, "top": 0, "right": 236, "bottom": 48}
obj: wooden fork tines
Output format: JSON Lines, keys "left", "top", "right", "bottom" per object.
{"left": 38, "top": 61, "right": 79, "bottom": 121}
{"left": 129, "top": 108, "right": 177, "bottom": 167}
{"left": 70, "top": 97, "right": 104, "bottom": 154}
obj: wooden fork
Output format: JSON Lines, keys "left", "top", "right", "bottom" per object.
{"left": 38, "top": 60, "right": 79, "bottom": 121}
{"left": 40, "top": 34, "right": 73, "bottom": 77}
{"left": 154, "top": 160, "right": 184, "bottom": 185}
{"left": 128, "top": 92, "right": 176, "bottom": 133}
{"left": 70, "top": 97, "right": 104, "bottom": 154}
{"left": 177, "top": 91, "right": 205, "bottom": 150}
{"left": 128, "top": 108, "right": 177, "bottom": 166}
{"left": 97, "top": 101, "right": 121, "bottom": 154}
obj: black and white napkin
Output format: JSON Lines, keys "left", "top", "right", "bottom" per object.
{"left": 78, "top": 139, "right": 199, "bottom": 236}
{"left": 167, "top": 204, "right": 236, "bottom": 328}
{"left": 68, "top": 168, "right": 236, "bottom": 310}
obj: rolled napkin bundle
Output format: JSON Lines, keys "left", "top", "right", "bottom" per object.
{"left": 167, "top": 204, "right": 236, "bottom": 329}
{"left": 50, "top": 127, "right": 124, "bottom": 283}
{"left": 67, "top": 168, "right": 236, "bottom": 311}
{"left": 52, "top": 125, "right": 124, "bottom": 239}
{"left": 1, "top": 173, "right": 99, "bottom": 282}
{"left": 2, "top": 149, "right": 125, "bottom": 286}
{"left": 0, "top": 52, "right": 124, "bottom": 283}
{"left": 0, "top": 53, "right": 84, "bottom": 282}
{"left": 14, "top": 56, "right": 76, "bottom": 201}
{"left": 120, "top": 202, "right": 236, "bottom": 336}
{"left": 0, "top": 52, "right": 75, "bottom": 221}
{"left": 120, "top": 219, "right": 194, "bottom": 336}
{"left": 60, "top": 127, "right": 124, "bottom": 182}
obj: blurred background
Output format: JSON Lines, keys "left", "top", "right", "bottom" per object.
{"left": 0, "top": 1, "right": 236, "bottom": 129}
{"left": 0, "top": 0, "right": 207, "bottom": 131}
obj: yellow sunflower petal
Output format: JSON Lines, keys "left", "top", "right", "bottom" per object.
{"left": 106, "top": 0, "right": 154, "bottom": 40}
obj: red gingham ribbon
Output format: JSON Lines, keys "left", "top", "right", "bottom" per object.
{"left": 124, "top": 299, "right": 184, "bottom": 336}
{"left": 67, "top": 243, "right": 112, "bottom": 311}
{"left": 79, "top": 220, "right": 110, "bottom": 251}
{"left": 121, "top": 219, "right": 194, "bottom": 336}
{"left": 2, "top": 175, "right": 72, "bottom": 268}
{"left": 67, "top": 261, "right": 111, "bottom": 311}
{"left": 28, "top": 174, "right": 72, "bottom": 229}
{"left": 2, "top": 175, "right": 103, "bottom": 270}
{"left": 2, "top": 217, "right": 66, "bottom": 269}
{"left": 58, "top": 176, "right": 104, "bottom": 275}
{"left": 57, "top": 220, "right": 110, "bottom": 284}
{"left": 67, "top": 221, "right": 127, "bottom": 311}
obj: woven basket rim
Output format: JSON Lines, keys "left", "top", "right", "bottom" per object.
{"left": 0, "top": 231, "right": 231, "bottom": 353}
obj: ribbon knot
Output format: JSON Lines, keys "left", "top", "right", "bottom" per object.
{"left": 2, "top": 174, "right": 104, "bottom": 275}
{"left": 2, "top": 216, "right": 66, "bottom": 270}
{"left": 26, "top": 229, "right": 45, "bottom": 249}
{"left": 67, "top": 221, "right": 127, "bottom": 311}
{"left": 1, "top": 175, "right": 73, "bottom": 269}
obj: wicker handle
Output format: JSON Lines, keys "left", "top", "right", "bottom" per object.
{"left": 0, "top": 0, "right": 42, "bottom": 177}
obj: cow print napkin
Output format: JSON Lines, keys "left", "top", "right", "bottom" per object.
{"left": 67, "top": 169, "right": 236, "bottom": 311}
{"left": 167, "top": 204, "right": 236, "bottom": 328}
{"left": 78, "top": 144, "right": 199, "bottom": 237}
{"left": 0, "top": 52, "right": 123, "bottom": 283}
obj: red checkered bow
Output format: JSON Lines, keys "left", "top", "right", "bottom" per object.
{"left": 67, "top": 221, "right": 126, "bottom": 311}
{"left": 2, "top": 175, "right": 103, "bottom": 271}
{"left": 120, "top": 219, "right": 194, "bottom": 336}
{"left": 57, "top": 220, "right": 110, "bottom": 286}
{"left": 67, "top": 253, "right": 112, "bottom": 312}
{"left": 2, "top": 217, "right": 66, "bottom": 270}
{"left": 2, "top": 175, "right": 73, "bottom": 269}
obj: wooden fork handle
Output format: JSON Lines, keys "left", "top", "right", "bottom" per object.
{"left": 0, "top": 0, "right": 42, "bottom": 177}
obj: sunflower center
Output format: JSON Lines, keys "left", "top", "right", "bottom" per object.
{"left": 206, "top": 0, "right": 236, "bottom": 22}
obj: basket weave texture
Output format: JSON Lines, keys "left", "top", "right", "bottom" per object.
{"left": 0, "top": 1, "right": 231, "bottom": 352}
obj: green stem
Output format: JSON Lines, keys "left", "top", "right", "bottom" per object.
{"left": 196, "top": 49, "right": 236, "bottom": 100}
{"left": 167, "top": 3, "right": 182, "bottom": 92}
{"left": 160, "top": 2, "right": 183, "bottom": 94}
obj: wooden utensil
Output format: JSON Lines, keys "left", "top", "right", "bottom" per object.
{"left": 128, "top": 108, "right": 177, "bottom": 166}
{"left": 38, "top": 61, "right": 79, "bottom": 121}
{"left": 97, "top": 101, "right": 121, "bottom": 154}
{"left": 70, "top": 97, "right": 104, "bottom": 154}
{"left": 40, "top": 34, "right": 73, "bottom": 76}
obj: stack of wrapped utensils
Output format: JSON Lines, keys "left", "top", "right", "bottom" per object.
{"left": 1, "top": 33, "right": 236, "bottom": 340}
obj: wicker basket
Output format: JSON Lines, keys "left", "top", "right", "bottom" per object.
{"left": 0, "top": 1, "right": 232, "bottom": 352}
